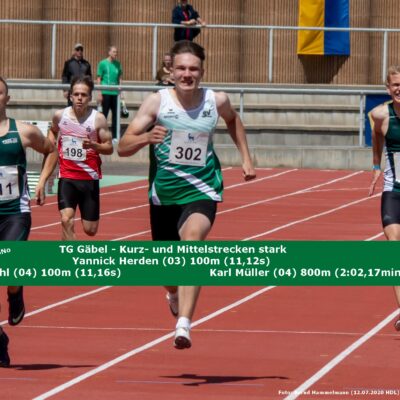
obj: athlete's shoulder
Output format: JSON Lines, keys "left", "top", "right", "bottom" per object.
{"left": 371, "top": 102, "right": 390, "bottom": 121}
{"left": 142, "top": 91, "right": 162, "bottom": 111}
{"left": 213, "top": 91, "right": 230, "bottom": 107}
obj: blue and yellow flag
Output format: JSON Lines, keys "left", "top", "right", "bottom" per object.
{"left": 297, "top": 0, "right": 350, "bottom": 56}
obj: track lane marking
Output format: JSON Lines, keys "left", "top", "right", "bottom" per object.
{"left": 32, "top": 287, "right": 276, "bottom": 400}
{"left": 0, "top": 287, "right": 112, "bottom": 326}
{"left": 31, "top": 169, "right": 298, "bottom": 232}
{"left": 244, "top": 193, "right": 380, "bottom": 240}
{"left": 284, "top": 308, "right": 400, "bottom": 400}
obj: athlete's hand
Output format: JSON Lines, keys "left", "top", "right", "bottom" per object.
{"left": 369, "top": 169, "right": 382, "bottom": 196}
{"left": 35, "top": 184, "right": 46, "bottom": 206}
{"left": 242, "top": 161, "right": 256, "bottom": 181}
{"left": 82, "top": 138, "right": 98, "bottom": 150}
{"left": 146, "top": 125, "right": 167, "bottom": 144}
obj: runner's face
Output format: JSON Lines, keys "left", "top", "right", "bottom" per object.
{"left": 172, "top": 53, "right": 203, "bottom": 93}
{"left": 387, "top": 73, "right": 400, "bottom": 104}
{"left": 0, "top": 81, "right": 10, "bottom": 112}
{"left": 71, "top": 83, "right": 91, "bottom": 112}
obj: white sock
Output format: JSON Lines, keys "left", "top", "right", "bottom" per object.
{"left": 176, "top": 317, "right": 191, "bottom": 330}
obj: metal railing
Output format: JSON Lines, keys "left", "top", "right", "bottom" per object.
{"left": 0, "top": 19, "right": 399, "bottom": 83}
{"left": 7, "top": 82, "right": 388, "bottom": 146}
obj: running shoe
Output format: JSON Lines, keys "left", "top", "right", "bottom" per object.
{"left": 0, "top": 330, "right": 10, "bottom": 368}
{"left": 8, "top": 287, "right": 25, "bottom": 326}
{"left": 166, "top": 292, "right": 179, "bottom": 318}
{"left": 174, "top": 326, "right": 191, "bottom": 349}
{"left": 395, "top": 319, "right": 400, "bottom": 331}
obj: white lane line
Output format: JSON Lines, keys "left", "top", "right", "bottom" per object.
{"left": 244, "top": 193, "right": 381, "bottom": 240}
{"left": 0, "top": 287, "right": 112, "bottom": 326}
{"left": 18, "top": 325, "right": 400, "bottom": 338}
{"left": 31, "top": 167, "right": 234, "bottom": 209}
{"left": 218, "top": 171, "right": 363, "bottom": 216}
{"left": 31, "top": 169, "right": 297, "bottom": 232}
{"left": 284, "top": 308, "right": 400, "bottom": 400}
{"left": 32, "top": 286, "right": 276, "bottom": 400}
{"left": 366, "top": 232, "right": 384, "bottom": 241}
{"left": 31, "top": 204, "right": 149, "bottom": 231}
{"left": 31, "top": 183, "right": 148, "bottom": 209}
{"left": 108, "top": 169, "right": 364, "bottom": 241}
{"left": 112, "top": 230, "right": 152, "bottom": 241}
{"left": 224, "top": 169, "right": 297, "bottom": 190}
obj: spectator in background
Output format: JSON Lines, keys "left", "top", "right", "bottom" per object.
{"left": 156, "top": 53, "right": 174, "bottom": 86}
{"left": 97, "top": 46, "right": 123, "bottom": 141}
{"left": 61, "top": 43, "right": 92, "bottom": 106}
{"left": 172, "top": 0, "right": 205, "bottom": 42}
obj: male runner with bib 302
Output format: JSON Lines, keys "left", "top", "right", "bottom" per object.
{"left": 36, "top": 76, "right": 113, "bottom": 240}
{"left": 118, "top": 41, "right": 256, "bottom": 349}
{"left": 369, "top": 65, "right": 400, "bottom": 331}
{"left": 0, "top": 76, "right": 54, "bottom": 367}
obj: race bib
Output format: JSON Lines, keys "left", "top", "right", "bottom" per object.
{"left": 394, "top": 153, "right": 400, "bottom": 182}
{"left": 168, "top": 131, "right": 209, "bottom": 167}
{"left": 62, "top": 136, "right": 87, "bottom": 161}
{"left": 0, "top": 165, "right": 20, "bottom": 201}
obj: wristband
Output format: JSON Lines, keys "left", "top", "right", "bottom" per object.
{"left": 372, "top": 164, "right": 381, "bottom": 171}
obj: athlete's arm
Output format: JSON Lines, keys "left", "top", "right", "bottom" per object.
{"left": 17, "top": 122, "right": 54, "bottom": 155}
{"left": 117, "top": 92, "right": 167, "bottom": 157}
{"left": 35, "top": 111, "right": 61, "bottom": 205}
{"left": 216, "top": 91, "right": 256, "bottom": 181}
{"left": 369, "top": 104, "right": 388, "bottom": 196}
{"left": 83, "top": 112, "right": 113, "bottom": 155}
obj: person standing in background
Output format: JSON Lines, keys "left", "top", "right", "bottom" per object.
{"left": 172, "top": 0, "right": 205, "bottom": 42}
{"left": 97, "top": 46, "right": 123, "bottom": 142}
{"left": 61, "top": 43, "right": 92, "bottom": 106}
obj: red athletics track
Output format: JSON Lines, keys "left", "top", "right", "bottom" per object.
{"left": 1, "top": 167, "right": 400, "bottom": 400}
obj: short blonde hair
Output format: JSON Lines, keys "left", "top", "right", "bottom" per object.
{"left": 386, "top": 65, "right": 400, "bottom": 85}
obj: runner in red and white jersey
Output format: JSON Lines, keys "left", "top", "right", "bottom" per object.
{"left": 36, "top": 76, "right": 113, "bottom": 240}
{"left": 57, "top": 105, "right": 102, "bottom": 180}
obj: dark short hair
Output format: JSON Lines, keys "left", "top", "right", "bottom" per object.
{"left": 0, "top": 76, "right": 9, "bottom": 95}
{"left": 170, "top": 40, "right": 205, "bottom": 63}
{"left": 70, "top": 76, "right": 94, "bottom": 95}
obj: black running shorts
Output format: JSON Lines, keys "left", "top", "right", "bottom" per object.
{"left": 0, "top": 213, "right": 31, "bottom": 240}
{"left": 58, "top": 178, "right": 100, "bottom": 221}
{"left": 381, "top": 191, "right": 400, "bottom": 227}
{"left": 150, "top": 200, "right": 217, "bottom": 240}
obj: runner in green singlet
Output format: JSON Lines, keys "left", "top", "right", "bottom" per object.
{"left": 0, "top": 76, "right": 54, "bottom": 367}
{"left": 369, "top": 65, "right": 400, "bottom": 331}
{"left": 118, "top": 41, "right": 256, "bottom": 349}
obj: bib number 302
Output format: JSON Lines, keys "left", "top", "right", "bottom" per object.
{"left": 169, "top": 131, "right": 209, "bottom": 167}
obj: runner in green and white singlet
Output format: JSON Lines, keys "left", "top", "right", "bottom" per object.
{"left": 149, "top": 87, "right": 222, "bottom": 205}
{"left": 369, "top": 65, "right": 400, "bottom": 332}
{"left": 0, "top": 118, "right": 30, "bottom": 215}
{"left": 0, "top": 76, "right": 53, "bottom": 368}
{"left": 118, "top": 41, "right": 256, "bottom": 350}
